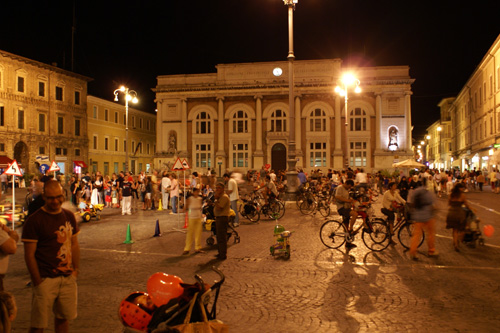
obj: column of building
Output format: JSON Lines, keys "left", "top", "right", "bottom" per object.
{"left": 375, "top": 93, "right": 382, "bottom": 152}
{"left": 254, "top": 95, "right": 264, "bottom": 168}
{"left": 216, "top": 96, "right": 226, "bottom": 175}
{"left": 294, "top": 95, "right": 303, "bottom": 168}
{"left": 405, "top": 92, "right": 412, "bottom": 152}
{"left": 180, "top": 98, "right": 188, "bottom": 158}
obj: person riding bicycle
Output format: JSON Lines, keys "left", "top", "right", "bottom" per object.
{"left": 259, "top": 175, "right": 279, "bottom": 206}
{"left": 335, "top": 179, "right": 358, "bottom": 248}
{"left": 381, "top": 182, "right": 406, "bottom": 245}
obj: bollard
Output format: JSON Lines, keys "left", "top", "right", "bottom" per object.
{"left": 123, "top": 224, "right": 134, "bottom": 244}
{"left": 153, "top": 219, "right": 161, "bottom": 237}
{"left": 157, "top": 199, "right": 163, "bottom": 211}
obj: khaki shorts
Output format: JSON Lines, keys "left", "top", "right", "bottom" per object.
{"left": 31, "top": 275, "right": 78, "bottom": 328}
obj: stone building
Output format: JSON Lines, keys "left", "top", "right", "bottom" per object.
{"left": 87, "top": 95, "right": 156, "bottom": 175}
{"left": 154, "top": 59, "right": 414, "bottom": 174}
{"left": 0, "top": 49, "right": 91, "bottom": 176}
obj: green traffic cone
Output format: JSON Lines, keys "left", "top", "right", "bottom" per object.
{"left": 123, "top": 224, "right": 134, "bottom": 244}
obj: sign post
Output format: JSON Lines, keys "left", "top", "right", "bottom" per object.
{"left": 49, "top": 160, "right": 60, "bottom": 180}
{"left": 3, "top": 160, "right": 23, "bottom": 230}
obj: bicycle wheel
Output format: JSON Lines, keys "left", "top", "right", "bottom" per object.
{"left": 243, "top": 203, "right": 260, "bottom": 222}
{"left": 268, "top": 201, "right": 285, "bottom": 219}
{"left": 362, "top": 220, "right": 390, "bottom": 252}
{"left": 296, "top": 192, "right": 306, "bottom": 209}
{"left": 398, "top": 221, "right": 425, "bottom": 249}
{"left": 299, "top": 198, "right": 316, "bottom": 215}
{"left": 318, "top": 201, "right": 331, "bottom": 217}
{"left": 320, "top": 219, "right": 347, "bottom": 249}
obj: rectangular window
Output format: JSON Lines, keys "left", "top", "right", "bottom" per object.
{"left": 93, "top": 136, "right": 98, "bottom": 149}
{"left": 114, "top": 112, "right": 118, "bottom": 123}
{"left": 349, "top": 142, "right": 367, "bottom": 167}
{"left": 18, "top": 109, "right": 24, "bottom": 129}
{"left": 124, "top": 140, "right": 127, "bottom": 152}
{"left": 309, "top": 142, "right": 327, "bottom": 167}
{"left": 93, "top": 106, "right": 98, "bottom": 119}
{"left": 123, "top": 114, "right": 126, "bottom": 125}
{"left": 0, "top": 106, "right": 3, "bottom": 126}
{"left": 147, "top": 143, "right": 150, "bottom": 155}
{"left": 75, "top": 119, "right": 81, "bottom": 136}
{"left": 196, "top": 144, "right": 212, "bottom": 168}
{"left": 104, "top": 162, "right": 109, "bottom": 176}
{"left": 104, "top": 137, "right": 109, "bottom": 150}
{"left": 147, "top": 120, "right": 150, "bottom": 130}
{"left": 39, "top": 146, "right": 45, "bottom": 154}
{"left": 92, "top": 162, "right": 98, "bottom": 174}
{"left": 114, "top": 162, "right": 119, "bottom": 174}
{"left": 115, "top": 139, "right": 119, "bottom": 151}
{"left": 38, "top": 82, "right": 45, "bottom": 97}
{"left": 105, "top": 109, "right": 109, "bottom": 121}
{"left": 132, "top": 116, "right": 136, "bottom": 128}
{"left": 139, "top": 118, "right": 143, "bottom": 129}
{"left": 75, "top": 148, "right": 80, "bottom": 156}
{"left": 55, "top": 86, "right": 63, "bottom": 101}
{"left": 39, "top": 113, "right": 46, "bottom": 132}
{"left": 57, "top": 116, "right": 64, "bottom": 134}
{"left": 232, "top": 143, "right": 248, "bottom": 168}
{"left": 0, "top": 143, "right": 4, "bottom": 152}
{"left": 74, "top": 91, "right": 80, "bottom": 105}
{"left": 55, "top": 148, "right": 68, "bottom": 155}
{"left": 17, "top": 76, "right": 25, "bottom": 93}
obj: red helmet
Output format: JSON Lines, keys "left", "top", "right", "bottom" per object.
{"left": 119, "top": 292, "right": 154, "bottom": 332}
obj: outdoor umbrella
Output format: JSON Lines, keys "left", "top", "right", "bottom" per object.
{"left": 392, "top": 159, "right": 425, "bottom": 169}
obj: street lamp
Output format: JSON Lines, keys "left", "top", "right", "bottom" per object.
{"left": 114, "top": 86, "right": 138, "bottom": 173}
{"left": 283, "top": 0, "right": 298, "bottom": 198}
{"left": 335, "top": 73, "right": 361, "bottom": 168}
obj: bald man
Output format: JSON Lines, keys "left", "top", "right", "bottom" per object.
{"left": 22, "top": 180, "right": 80, "bottom": 333}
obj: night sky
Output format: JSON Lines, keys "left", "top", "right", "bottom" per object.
{"left": 3, "top": 0, "right": 499, "bottom": 140}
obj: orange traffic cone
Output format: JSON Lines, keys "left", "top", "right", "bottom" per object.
{"left": 183, "top": 213, "right": 188, "bottom": 229}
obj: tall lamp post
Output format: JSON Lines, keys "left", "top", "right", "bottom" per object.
{"left": 114, "top": 86, "right": 138, "bottom": 173}
{"left": 283, "top": 0, "right": 298, "bottom": 198}
{"left": 335, "top": 74, "right": 361, "bottom": 168}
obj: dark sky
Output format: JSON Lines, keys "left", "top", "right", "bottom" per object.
{"left": 3, "top": 0, "right": 500, "bottom": 139}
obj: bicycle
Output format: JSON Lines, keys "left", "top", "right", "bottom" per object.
{"left": 320, "top": 202, "right": 390, "bottom": 252}
{"left": 299, "top": 192, "right": 331, "bottom": 217}
{"left": 384, "top": 203, "right": 425, "bottom": 249}
{"left": 237, "top": 196, "right": 260, "bottom": 223}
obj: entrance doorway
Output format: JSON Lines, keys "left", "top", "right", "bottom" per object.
{"left": 13, "top": 141, "right": 29, "bottom": 173}
{"left": 271, "top": 143, "right": 287, "bottom": 173}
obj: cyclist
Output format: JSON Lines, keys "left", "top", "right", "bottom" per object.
{"left": 259, "top": 175, "right": 279, "bottom": 205}
{"left": 335, "top": 179, "right": 358, "bottom": 248}
{"left": 381, "top": 182, "right": 406, "bottom": 245}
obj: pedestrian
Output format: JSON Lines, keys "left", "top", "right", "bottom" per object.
{"left": 22, "top": 180, "right": 80, "bottom": 332}
{"left": 224, "top": 173, "right": 240, "bottom": 227}
{"left": 169, "top": 173, "right": 179, "bottom": 214}
{"left": 381, "top": 182, "right": 406, "bottom": 245}
{"left": 408, "top": 179, "right": 438, "bottom": 260}
{"left": 144, "top": 177, "right": 152, "bottom": 210}
{"left": 213, "top": 182, "right": 230, "bottom": 260}
{"left": 121, "top": 173, "right": 133, "bottom": 215}
{"left": 161, "top": 171, "right": 171, "bottom": 210}
{"left": 446, "top": 183, "right": 473, "bottom": 252}
{"left": 0, "top": 291, "right": 17, "bottom": 333}
{"left": 476, "top": 171, "right": 485, "bottom": 191}
{"left": 0, "top": 223, "right": 18, "bottom": 291}
{"left": 182, "top": 187, "right": 204, "bottom": 255}
{"left": 0, "top": 173, "right": 7, "bottom": 194}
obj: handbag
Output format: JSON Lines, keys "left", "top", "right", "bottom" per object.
{"left": 172, "top": 292, "right": 229, "bottom": 333}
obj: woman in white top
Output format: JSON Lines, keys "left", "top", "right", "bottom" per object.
{"left": 381, "top": 182, "right": 406, "bottom": 244}
{"left": 91, "top": 176, "right": 102, "bottom": 206}
{"left": 182, "top": 187, "right": 204, "bottom": 255}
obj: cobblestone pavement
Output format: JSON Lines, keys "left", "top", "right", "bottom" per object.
{"left": 4, "top": 188, "right": 500, "bottom": 332}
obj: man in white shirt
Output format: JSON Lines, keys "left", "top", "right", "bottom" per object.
{"left": 224, "top": 173, "right": 239, "bottom": 226}
{"left": 269, "top": 170, "right": 276, "bottom": 182}
{"left": 161, "top": 171, "right": 171, "bottom": 210}
{"left": 355, "top": 168, "right": 368, "bottom": 189}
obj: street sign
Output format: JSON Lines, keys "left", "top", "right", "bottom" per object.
{"left": 171, "top": 158, "right": 185, "bottom": 171}
{"left": 49, "top": 160, "right": 60, "bottom": 172}
{"left": 39, "top": 164, "right": 50, "bottom": 174}
{"left": 3, "top": 160, "right": 22, "bottom": 177}
{"left": 181, "top": 159, "right": 191, "bottom": 170}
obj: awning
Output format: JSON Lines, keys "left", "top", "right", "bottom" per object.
{"left": 73, "top": 160, "right": 87, "bottom": 168}
{"left": 0, "top": 156, "right": 13, "bottom": 168}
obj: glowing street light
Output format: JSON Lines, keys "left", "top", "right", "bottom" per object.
{"left": 114, "top": 85, "right": 138, "bottom": 172}
{"left": 335, "top": 73, "right": 361, "bottom": 167}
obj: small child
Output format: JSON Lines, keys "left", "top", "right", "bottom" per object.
{"left": 111, "top": 186, "right": 118, "bottom": 208}
{"left": 78, "top": 197, "right": 88, "bottom": 212}
{"left": 105, "top": 186, "right": 112, "bottom": 208}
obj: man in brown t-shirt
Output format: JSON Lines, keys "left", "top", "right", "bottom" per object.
{"left": 213, "top": 182, "right": 230, "bottom": 260}
{"left": 22, "top": 180, "right": 80, "bottom": 332}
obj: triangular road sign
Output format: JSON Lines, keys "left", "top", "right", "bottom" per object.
{"left": 49, "top": 160, "right": 60, "bottom": 172}
{"left": 171, "top": 158, "right": 185, "bottom": 171}
{"left": 3, "top": 160, "right": 23, "bottom": 177}
{"left": 181, "top": 159, "right": 191, "bottom": 170}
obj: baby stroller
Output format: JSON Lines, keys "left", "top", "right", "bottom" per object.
{"left": 463, "top": 208, "right": 484, "bottom": 247}
{"left": 202, "top": 195, "right": 240, "bottom": 246}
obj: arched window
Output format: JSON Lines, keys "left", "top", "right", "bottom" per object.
{"left": 270, "top": 109, "right": 287, "bottom": 132}
{"left": 309, "top": 108, "right": 326, "bottom": 132}
{"left": 232, "top": 110, "right": 249, "bottom": 133}
{"left": 350, "top": 108, "right": 367, "bottom": 131}
{"left": 195, "top": 111, "right": 211, "bottom": 134}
